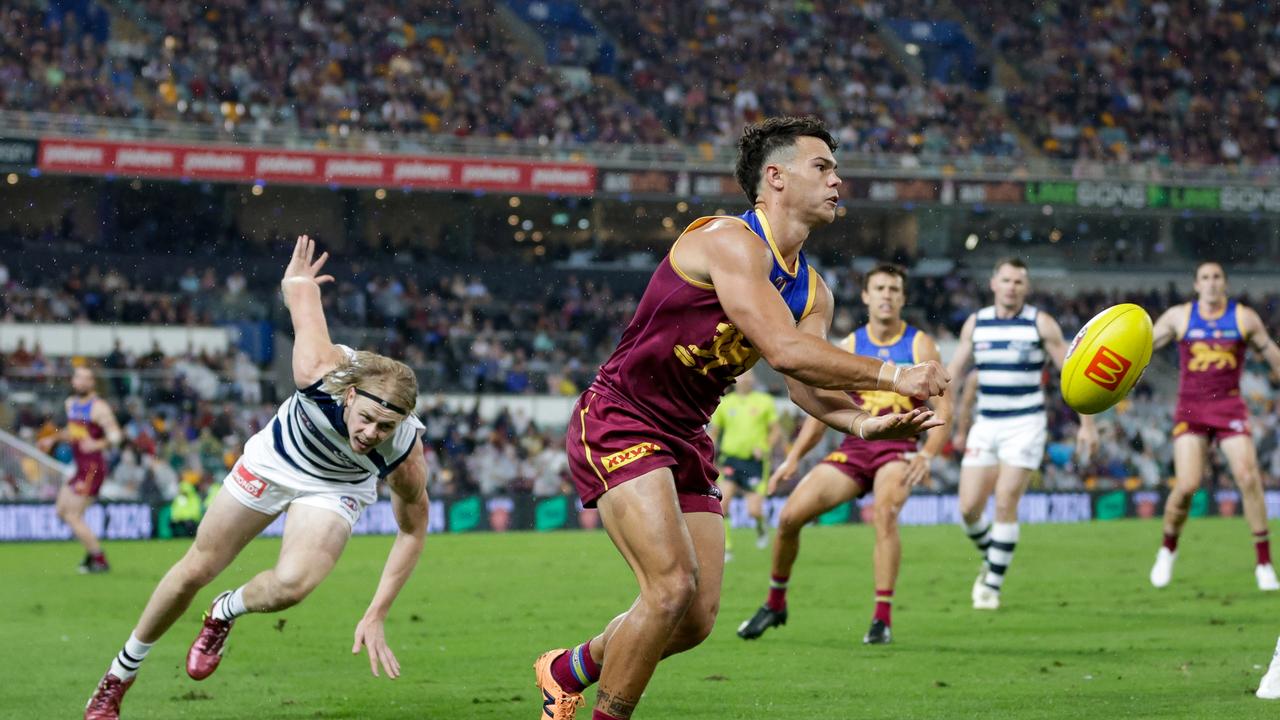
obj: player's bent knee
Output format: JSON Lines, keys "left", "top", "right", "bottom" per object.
{"left": 646, "top": 571, "right": 699, "bottom": 621}
{"left": 874, "top": 508, "right": 900, "bottom": 536}
{"left": 677, "top": 608, "right": 717, "bottom": 648}
{"left": 777, "top": 508, "right": 807, "bottom": 536}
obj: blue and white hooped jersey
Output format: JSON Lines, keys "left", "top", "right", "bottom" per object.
{"left": 241, "top": 345, "right": 422, "bottom": 488}
{"left": 972, "top": 305, "right": 1046, "bottom": 419}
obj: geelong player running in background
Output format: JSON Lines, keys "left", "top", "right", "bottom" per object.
{"left": 947, "top": 258, "right": 1097, "bottom": 610}
{"left": 533, "top": 117, "right": 949, "bottom": 720}
{"left": 708, "top": 369, "right": 781, "bottom": 558}
{"left": 737, "top": 264, "right": 950, "bottom": 645}
{"left": 38, "top": 366, "right": 123, "bottom": 573}
{"left": 1148, "top": 261, "right": 1280, "bottom": 591}
{"left": 84, "top": 237, "right": 431, "bottom": 720}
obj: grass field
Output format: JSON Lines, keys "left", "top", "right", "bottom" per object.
{"left": 3, "top": 517, "right": 1278, "bottom": 719}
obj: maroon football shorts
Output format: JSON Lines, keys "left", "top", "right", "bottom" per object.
{"left": 818, "top": 436, "right": 914, "bottom": 494}
{"left": 566, "top": 389, "right": 722, "bottom": 515}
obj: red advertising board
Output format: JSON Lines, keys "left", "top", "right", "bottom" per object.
{"left": 37, "top": 138, "right": 597, "bottom": 194}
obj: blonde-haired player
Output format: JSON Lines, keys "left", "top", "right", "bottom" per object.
{"left": 85, "top": 236, "right": 430, "bottom": 720}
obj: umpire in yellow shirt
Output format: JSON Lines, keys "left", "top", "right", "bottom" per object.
{"left": 709, "top": 369, "right": 781, "bottom": 558}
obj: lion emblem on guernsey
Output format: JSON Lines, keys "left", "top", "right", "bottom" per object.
{"left": 1188, "top": 341, "right": 1237, "bottom": 372}
{"left": 674, "top": 322, "right": 761, "bottom": 377}
{"left": 856, "top": 390, "right": 914, "bottom": 416}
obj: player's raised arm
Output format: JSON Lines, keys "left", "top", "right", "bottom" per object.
{"left": 694, "top": 224, "right": 947, "bottom": 399}
{"left": 1240, "top": 305, "right": 1280, "bottom": 382}
{"left": 1151, "top": 303, "right": 1187, "bottom": 351}
{"left": 353, "top": 438, "right": 429, "bottom": 679}
{"left": 1039, "top": 312, "right": 1098, "bottom": 459}
{"left": 281, "top": 235, "right": 346, "bottom": 387}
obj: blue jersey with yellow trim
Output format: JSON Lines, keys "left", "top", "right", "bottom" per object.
{"left": 850, "top": 323, "right": 919, "bottom": 365}
{"left": 842, "top": 323, "right": 924, "bottom": 417}
{"left": 737, "top": 209, "right": 811, "bottom": 323}
{"left": 1177, "top": 299, "right": 1246, "bottom": 403}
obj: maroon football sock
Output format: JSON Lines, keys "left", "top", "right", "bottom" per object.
{"left": 549, "top": 642, "right": 600, "bottom": 694}
{"left": 766, "top": 573, "right": 789, "bottom": 612}
{"left": 874, "top": 589, "right": 893, "bottom": 626}
{"left": 1256, "top": 531, "right": 1272, "bottom": 566}
{"left": 1162, "top": 532, "right": 1179, "bottom": 553}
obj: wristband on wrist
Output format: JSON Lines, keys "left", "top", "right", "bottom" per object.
{"left": 876, "top": 361, "right": 894, "bottom": 391}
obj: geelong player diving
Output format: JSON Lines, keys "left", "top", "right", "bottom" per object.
{"left": 533, "top": 116, "right": 949, "bottom": 720}
{"left": 737, "top": 263, "right": 951, "bottom": 646}
{"left": 947, "top": 258, "right": 1098, "bottom": 610}
{"left": 1148, "top": 261, "right": 1280, "bottom": 591}
{"left": 39, "top": 365, "right": 124, "bottom": 573}
{"left": 84, "top": 236, "right": 431, "bottom": 720}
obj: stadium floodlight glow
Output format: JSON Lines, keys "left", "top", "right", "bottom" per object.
{"left": 662, "top": 216, "right": 675, "bottom": 229}
{"left": 905, "top": 43, "right": 921, "bottom": 56}
{"left": 251, "top": 184, "right": 264, "bottom": 196}
{"left": 965, "top": 233, "right": 979, "bottom": 250}
{"left": 532, "top": 231, "right": 544, "bottom": 242}
{"left": 514, "top": 231, "right": 526, "bottom": 242}
{"left": 509, "top": 196, "right": 521, "bottom": 208}
{"left": 577, "top": 219, "right": 590, "bottom": 230}
{"left": 522, "top": 219, "right": 534, "bottom": 230}
{"left": 676, "top": 201, "right": 689, "bottom": 212}
{"left": 508, "top": 215, "right": 520, "bottom": 226}
{"left": 5, "top": 173, "right": 16, "bottom": 185}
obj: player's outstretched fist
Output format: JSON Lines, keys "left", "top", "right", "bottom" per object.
{"left": 895, "top": 361, "right": 949, "bottom": 400}
{"left": 860, "top": 407, "right": 943, "bottom": 441}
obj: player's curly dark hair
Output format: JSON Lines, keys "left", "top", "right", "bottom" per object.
{"left": 735, "top": 116, "right": 838, "bottom": 204}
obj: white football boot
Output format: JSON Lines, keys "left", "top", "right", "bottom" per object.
{"left": 972, "top": 565, "right": 1000, "bottom": 610}
{"left": 1256, "top": 564, "right": 1279, "bottom": 592}
{"left": 1150, "top": 547, "right": 1176, "bottom": 588}
{"left": 1257, "top": 636, "right": 1280, "bottom": 699}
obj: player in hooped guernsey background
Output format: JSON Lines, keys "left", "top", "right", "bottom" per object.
{"left": 39, "top": 365, "right": 123, "bottom": 574}
{"left": 85, "top": 237, "right": 431, "bottom": 720}
{"left": 534, "top": 117, "right": 950, "bottom": 720}
{"left": 947, "top": 258, "right": 1098, "bottom": 611}
{"left": 737, "top": 264, "right": 951, "bottom": 646}
{"left": 1147, "top": 261, "right": 1280, "bottom": 591}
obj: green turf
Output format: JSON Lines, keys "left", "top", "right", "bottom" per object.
{"left": 3, "top": 517, "right": 1278, "bottom": 718}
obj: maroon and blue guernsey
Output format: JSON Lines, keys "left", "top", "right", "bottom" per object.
{"left": 567, "top": 209, "right": 818, "bottom": 513}
{"left": 1173, "top": 299, "right": 1250, "bottom": 440}
{"left": 67, "top": 397, "right": 108, "bottom": 496}
{"left": 593, "top": 209, "right": 816, "bottom": 431}
{"left": 820, "top": 324, "right": 925, "bottom": 492}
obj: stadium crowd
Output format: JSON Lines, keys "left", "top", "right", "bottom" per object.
{"left": 955, "top": 0, "right": 1280, "bottom": 165}
{"left": 583, "top": 0, "right": 1019, "bottom": 157}
{"left": 7, "top": 0, "right": 1280, "bottom": 167}
{"left": 4, "top": 0, "right": 1014, "bottom": 156}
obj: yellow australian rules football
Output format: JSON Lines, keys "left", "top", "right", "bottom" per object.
{"left": 1060, "top": 303, "right": 1153, "bottom": 414}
